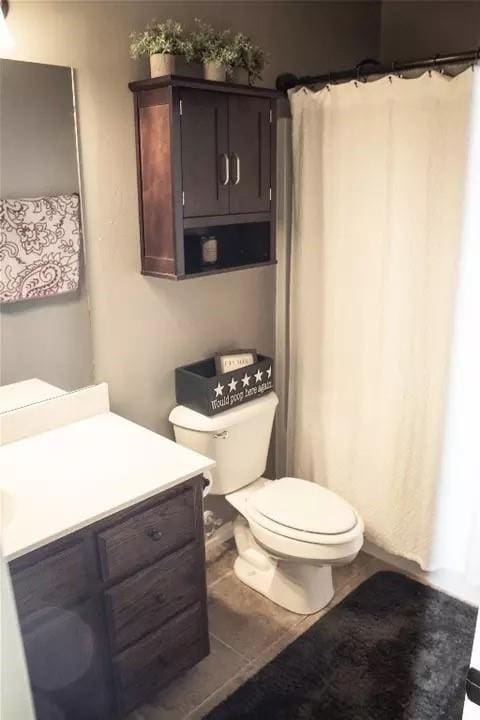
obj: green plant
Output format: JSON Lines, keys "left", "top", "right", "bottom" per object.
{"left": 189, "top": 19, "right": 232, "bottom": 65}
{"left": 129, "top": 17, "right": 267, "bottom": 84}
{"left": 229, "top": 32, "right": 267, "bottom": 84}
{"left": 129, "top": 18, "right": 187, "bottom": 58}
{"left": 189, "top": 20, "right": 267, "bottom": 84}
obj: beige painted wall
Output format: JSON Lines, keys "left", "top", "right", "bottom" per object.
{"left": 380, "top": 1, "right": 480, "bottom": 62}
{"left": 2, "top": 1, "right": 380, "bottom": 439}
{"left": 0, "top": 59, "right": 94, "bottom": 391}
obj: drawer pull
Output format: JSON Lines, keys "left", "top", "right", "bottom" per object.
{"left": 146, "top": 529, "right": 163, "bottom": 541}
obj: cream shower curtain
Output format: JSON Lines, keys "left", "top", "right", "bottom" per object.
{"left": 287, "top": 71, "right": 476, "bottom": 570}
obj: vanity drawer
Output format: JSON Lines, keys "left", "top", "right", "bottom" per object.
{"left": 97, "top": 487, "right": 196, "bottom": 582}
{"left": 114, "top": 602, "right": 208, "bottom": 714}
{"left": 105, "top": 541, "right": 201, "bottom": 651}
{"left": 11, "top": 542, "right": 89, "bottom": 621}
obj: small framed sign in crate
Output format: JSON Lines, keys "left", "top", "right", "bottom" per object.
{"left": 175, "top": 354, "right": 274, "bottom": 417}
{"left": 215, "top": 349, "right": 257, "bottom": 375}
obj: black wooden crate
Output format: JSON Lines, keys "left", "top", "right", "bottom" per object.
{"left": 175, "top": 354, "right": 274, "bottom": 416}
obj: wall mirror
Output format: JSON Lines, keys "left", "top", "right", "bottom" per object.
{"left": 0, "top": 59, "right": 93, "bottom": 415}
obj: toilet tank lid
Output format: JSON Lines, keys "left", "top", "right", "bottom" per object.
{"left": 169, "top": 392, "right": 279, "bottom": 432}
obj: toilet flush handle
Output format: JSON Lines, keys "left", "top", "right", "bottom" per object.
{"left": 213, "top": 430, "right": 229, "bottom": 440}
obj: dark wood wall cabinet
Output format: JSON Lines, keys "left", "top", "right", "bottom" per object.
{"left": 9, "top": 476, "right": 208, "bottom": 719}
{"left": 128, "top": 75, "right": 281, "bottom": 280}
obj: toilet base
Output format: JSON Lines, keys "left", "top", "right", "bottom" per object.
{"left": 233, "top": 516, "right": 334, "bottom": 614}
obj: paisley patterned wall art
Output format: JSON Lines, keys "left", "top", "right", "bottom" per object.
{"left": 0, "top": 193, "right": 81, "bottom": 304}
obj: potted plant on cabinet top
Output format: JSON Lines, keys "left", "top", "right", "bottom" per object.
{"left": 229, "top": 32, "right": 267, "bottom": 85}
{"left": 130, "top": 18, "right": 189, "bottom": 78}
{"left": 190, "top": 19, "right": 232, "bottom": 82}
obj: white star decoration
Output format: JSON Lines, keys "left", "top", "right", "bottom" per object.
{"left": 214, "top": 382, "right": 224, "bottom": 397}
{"left": 241, "top": 372, "right": 251, "bottom": 388}
{"left": 228, "top": 377, "right": 238, "bottom": 393}
{"left": 266, "top": 366, "right": 272, "bottom": 379}
{"left": 254, "top": 369, "right": 263, "bottom": 383}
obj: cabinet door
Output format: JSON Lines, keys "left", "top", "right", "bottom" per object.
{"left": 22, "top": 601, "right": 111, "bottom": 720}
{"left": 180, "top": 90, "right": 229, "bottom": 218}
{"left": 228, "top": 95, "right": 271, "bottom": 214}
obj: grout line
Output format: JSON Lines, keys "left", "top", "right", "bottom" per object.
{"left": 209, "top": 631, "right": 250, "bottom": 662}
{"left": 191, "top": 621, "right": 311, "bottom": 720}
{"left": 249, "top": 624, "right": 300, "bottom": 661}
{"left": 206, "top": 567, "right": 234, "bottom": 591}
{"left": 185, "top": 659, "right": 256, "bottom": 720}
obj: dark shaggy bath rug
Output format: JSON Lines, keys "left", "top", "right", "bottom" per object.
{"left": 205, "top": 571, "right": 477, "bottom": 720}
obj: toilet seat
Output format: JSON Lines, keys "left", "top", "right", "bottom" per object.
{"left": 246, "top": 477, "right": 361, "bottom": 545}
{"left": 227, "top": 476, "right": 364, "bottom": 564}
{"left": 248, "top": 509, "right": 362, "bottom": 546}
{"left": 248, "top": 514, "right": 364, "bottom": 563}
{"left": 246, "top": 477, "right": 358, "bottom": 542}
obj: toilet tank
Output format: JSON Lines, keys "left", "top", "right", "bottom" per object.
{"left": 169, "top": 393, "right": 278, "bottom": 495}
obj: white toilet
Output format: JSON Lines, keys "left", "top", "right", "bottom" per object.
{"left": 169, "top": 392, "right": 364, "bottom": 614}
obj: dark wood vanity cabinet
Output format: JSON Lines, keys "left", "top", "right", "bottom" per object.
{"left": 9, "top": 476, "right": 209, "bottom": 719}
{"left": 129, "top": 75, "right": 281, "bottom": 279}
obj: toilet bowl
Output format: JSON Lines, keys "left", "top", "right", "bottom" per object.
{"left": 169, "top": 392, "right": 364, "bottom": 614}
{"left": 227, "top": 476, "right": 363, "bottom": 613}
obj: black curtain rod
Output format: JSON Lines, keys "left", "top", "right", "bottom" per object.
{"left": 276, "top": 48, "right": 480, "bottom": 92}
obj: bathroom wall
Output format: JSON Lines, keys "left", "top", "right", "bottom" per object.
{"left": 380, "top": 1, "right": 480, "bottom": 62}
{"left": 0, "top": 59, "right": 94, "bottom": 390}
{"left": 1, "top": 1, "right": 381, "bottom": 438}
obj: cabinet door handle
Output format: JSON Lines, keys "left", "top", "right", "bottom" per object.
{"left": 146, "top": 529, "right": 163, "bottom": 541}
{"left": 219, "top": 153, "right": 229, "bottom": 186}
{"left": 230, "top": 152, "right": 240, "bottom": 185}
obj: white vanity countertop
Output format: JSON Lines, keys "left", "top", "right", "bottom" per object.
{"left": 0, "top": 411, "right": 215, "bottom": 561}
{"left": 0, "top": 379, "right": 67, "bottom": 414}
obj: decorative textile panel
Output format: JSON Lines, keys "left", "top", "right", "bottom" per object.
{"left": 0, "top": 193, "right": 81, "bottom": 303}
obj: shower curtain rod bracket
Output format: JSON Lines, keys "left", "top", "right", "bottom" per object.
{"left": 276, "top": 48, "right": 480, "bottom": 92}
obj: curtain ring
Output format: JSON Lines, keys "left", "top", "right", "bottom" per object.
{"left": 354, "top": 65, "right": 361, "bottom": 88}
{"left": 387, "top": 60, "right": 394, "bottom": 84}
{"left": 434, "top": 53, "right": 445, "bottom": 75}
{"left": 474, "top": 48, "right": 480, "bottom": 72}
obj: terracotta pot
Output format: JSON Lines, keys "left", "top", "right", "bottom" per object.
{"left": 149, "top": 53, "right": 179, "bottom": 78}
{"left": 203, "top": 61, "right": 227, "bottom": 82}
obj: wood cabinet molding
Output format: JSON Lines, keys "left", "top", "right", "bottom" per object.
{"left": 129, "top": 75, "right": 281, "bottom": 279}
{"left": 128, "top": 74, "right": 281, "bottom": 99}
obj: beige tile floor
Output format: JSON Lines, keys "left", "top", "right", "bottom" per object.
{"left": 129, "top": 543, "right": 394, "bottom": 720}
